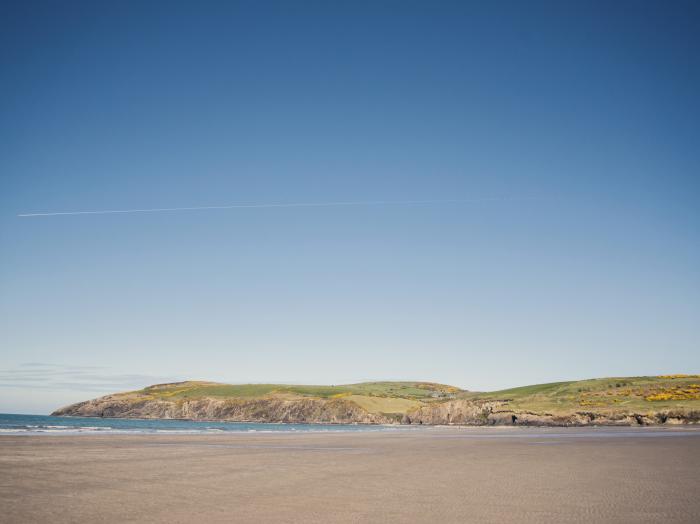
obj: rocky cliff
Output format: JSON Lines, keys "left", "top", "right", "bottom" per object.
{"left": 53, "top": 394, "right": 700, "bottom": 426}
{"left": 52, "top": 395, "right": 392, "bottom": 424}
{"left": 402, "top": 399, "right": 700, "bottom": 426}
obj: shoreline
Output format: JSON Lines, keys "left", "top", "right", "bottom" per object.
{"left": 3, "top": 411, "right": 700, "bottom": 437}
{"left": 4, "top": 412, "right": 700, "bottom": 437}
{"left": 4, "top": 424, "right": 700, "bottom": 438}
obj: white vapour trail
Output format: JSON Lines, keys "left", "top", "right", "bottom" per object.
{"left": 17, "top": 198, "right": 524, "bottom": 217}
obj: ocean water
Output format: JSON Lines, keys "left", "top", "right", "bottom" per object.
{"left": 0, "top": 413, "right": 399, "bottom": 435}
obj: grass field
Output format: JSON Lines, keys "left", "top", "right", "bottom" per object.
{"left": 122, "top": 375, "right": 700, "bottom": 418}
{"left": 464, "top": 375, "right": 700, "bottom": 414}
{"left": 344, "top": 394, "right": 422, "bottom": 415}
{"left": 138, "top": 381, "right": 459, "bottom": 401}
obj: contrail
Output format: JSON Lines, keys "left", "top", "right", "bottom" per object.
{"left": 17, "top": 198, "right": 526, "bottom": 217}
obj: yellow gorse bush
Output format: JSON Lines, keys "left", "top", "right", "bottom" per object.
{"left": 645, "top": 385, "right": 700, "bottom": 402}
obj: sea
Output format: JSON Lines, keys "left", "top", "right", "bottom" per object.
{"left": 0, "top": 413, "right": 399, "bottom": 435}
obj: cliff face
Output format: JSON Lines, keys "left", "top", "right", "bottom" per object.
{"left": 403, "top": 399, "right": 700, "bottom": 426}
{"left": 52, "top": 395, "right": 700, "bottom": 426}
{"left": 52, "top": 396, "right": 392, "bottom": 424}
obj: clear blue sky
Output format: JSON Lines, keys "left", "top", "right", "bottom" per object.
{"left": 1, "top": 1, "right": 698, "bottom": 413}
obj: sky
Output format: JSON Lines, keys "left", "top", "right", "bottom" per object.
{"left": 1, "top": 1, "right": 699, "bottom": 414}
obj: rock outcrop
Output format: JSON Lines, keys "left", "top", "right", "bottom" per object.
{"left": 403, "top": 400, "right": 700, "bottom": 426}
{"left": 52, "top": 395, "right": 392, "bottom": 424}
{"left": 52, "top": 394, "right": 700, "bottom": 426}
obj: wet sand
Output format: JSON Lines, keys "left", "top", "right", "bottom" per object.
{"left": 1, "top": 427, "right": 699, "bottom": 523}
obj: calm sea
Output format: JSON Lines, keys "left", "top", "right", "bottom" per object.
{"left": 0, "top": 413, "right": 400, "bottom": 435}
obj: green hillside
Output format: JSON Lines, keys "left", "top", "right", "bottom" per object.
{"left": 141, "top": 380, "right": 460, "bottom": 399}
{"left": 464, "top": 375, "right": 700, "bottom": 414}
{"left": 127, "top": 375, "right": 700, "bottom": 417}
{"left": 134, "top": 381, "right": 460, "bottom": 415}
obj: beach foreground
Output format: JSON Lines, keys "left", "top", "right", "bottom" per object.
{"left": 2, "top": 427, "right": 699, "bottom": 523}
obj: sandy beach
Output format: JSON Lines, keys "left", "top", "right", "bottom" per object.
{"left": 1, "top": 427, "right": 699, "bottom": 523}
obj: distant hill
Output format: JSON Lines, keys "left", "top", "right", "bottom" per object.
{"left": 53, "top": 375, "right": 700, "bottom": 426}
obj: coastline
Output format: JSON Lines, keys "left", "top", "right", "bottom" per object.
{"left": 51, "top": 377, "right": 700, "bottom": 427}
{"left": 45, "top": 412, "right": 700, "bottom": 427}
{"left": 5, "top": 411, "right": 700, "bottom": 436}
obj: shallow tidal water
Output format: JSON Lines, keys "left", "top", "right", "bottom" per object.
{"left": 0, "top": 413, "right": 406, "bottom": 434}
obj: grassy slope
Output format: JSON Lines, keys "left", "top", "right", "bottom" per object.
{"left": 130, "top": 381, "right": 458, "bottom": 416}
{"left": 118, "top": 376, "right": 700, "bottom": 417}
{"left": 464, "top": 375, "right": 700, "bottom": 414}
